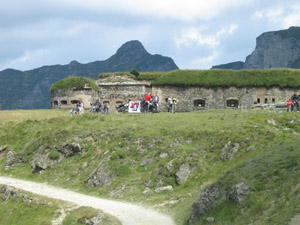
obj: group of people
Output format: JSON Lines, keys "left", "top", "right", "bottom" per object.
{"left": 142, "top": 93, "right": 159, "bottom": 113}
{"left": 287, "top": 91, "right": 300, "bottom": 112}
{"left": 165, "top": 96, "right": 177, "bottom": 113}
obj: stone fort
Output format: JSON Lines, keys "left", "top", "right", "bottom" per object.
{"left": 51, "top": 74, "right": 296, "bottom": 112}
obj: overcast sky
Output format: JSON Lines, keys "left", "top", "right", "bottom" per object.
{"left": 1, "top": 0, "right": 300, "bottom": 71}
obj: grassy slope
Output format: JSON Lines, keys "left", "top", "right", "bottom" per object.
{"left": 0, "top": 110, "right": 299, "bottom": 225}
{"left": 151, "top": 69, "right": 300, "bottom": 87}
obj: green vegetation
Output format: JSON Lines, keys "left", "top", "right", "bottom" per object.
{"left": 98, "top": 72, "right": 135, "bottom": 79}
{"left": 62, "top": 207, "right": 121, "bottom": 225}
{"left": 0, "top": 110, "right": 300, "bottom": 224}
{"left": 151, "top": 69, "right": 300, "bottom": 87}
{"left": 97, "top": 69, "right": 300, "bottom": 88}
{"left": 0, "top": 189, "right": 59, "bottom": 225}
{"left": 130, "top": 68, "right": 140, "bottom": 79}
{"left": 50, "top": 76, "right": 99, "bottom": 91}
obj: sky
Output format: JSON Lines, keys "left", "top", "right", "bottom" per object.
{"left": 1, "top": 0, "right": 300, "bottom": 71}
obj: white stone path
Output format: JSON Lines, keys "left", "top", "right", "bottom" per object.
{"left": 0, "top": 176, "right": 175, "bottom": 225}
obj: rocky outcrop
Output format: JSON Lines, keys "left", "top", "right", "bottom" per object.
{"left": 78, "top": 213, "right": 105, "bottom": 225}
{"left": 31, "top": 153, "right": 51, "bottom": 173}
{"left": 244, "top": 27, "right": 300, "bottom": 69}
{"left": 189, "top": 182, "right": 250, "bottom": 224}
{"left": 228, "top": 182, "right": 250, "bottom": 204}
{"left": 189, "top": 184, "right": 227, "bottom": 224}
{"left": 56, "top": 143, "right": 82, "bottom": 157}
{"left": 5, "top": 151, "right": 15, "bottom": 171}
{"left": 175, "top": 163, "right": 191, "bottom": 185}
{"left": 220, "top": 141, "right": 240, "bottom": 160}
{"left": 85, "top": 163, "right": 115, "bottom": 187}
{"left": 0, "top": 145, "right": 8, "bottom": 153}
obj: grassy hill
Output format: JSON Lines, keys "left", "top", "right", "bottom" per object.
{"left": 0, "top": 109, "right": 300, "bottom": 224}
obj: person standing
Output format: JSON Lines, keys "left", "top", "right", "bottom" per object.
{"left": 291, "top": 91, "right": 300, "bottom": 111}
{"left": 145, "top": 93, "right": 152, "bottom": 112}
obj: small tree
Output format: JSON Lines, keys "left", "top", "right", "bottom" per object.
{"left": 130, "top": 68, "right": 140, "bottom": 79}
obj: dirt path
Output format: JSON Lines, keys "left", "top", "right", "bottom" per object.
{"left": 0, "top": 176, "right": 175, "bottom": 225}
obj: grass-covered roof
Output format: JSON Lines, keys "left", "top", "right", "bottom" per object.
{"left": 150, "top": 69, "right": 300, "bottom": 88}
{"left": 50, "top": 76, "right": 99, "bottom": 91}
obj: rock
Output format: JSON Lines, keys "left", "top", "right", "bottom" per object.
{"left": 140, "top": 157, "right": 154, "bottom": 167}
{"left": 220, "top": 141, "right": 240, "bottom": 160}
{"left": 110, "top": 185, "right": 126, "bottom": 197}
{"left": 56, "top": 143, "right": 82, "bottom": 157}
{"left": 85, "top": 163, "right": 114, "bottom": 187}
{"left": 165, "top": 160, "right": 174, "bottom": 172}
{"left": 244, "top": 27, "right": 300, "bottom": 69}
{"left": 247, "top": 146, "right": 255, "bottom": 152}
{"left": 206, "top": 217, "right": 216, "bottom": 224}
{"left": 267, "top": 119, "right": 277, "bottom": 126}
{"left": 228, "top": 182, "right": 250, "bottom": 204}
{"left": 31, "top": 153, "right": 50, "bottom": 173}
{"left": 78, "top": 213, "right": 105, "bottom": 225}
{"left": 169, "top": 139, "right": 179, "bottom": 147}
{"left": 160, "top": 153, "right": 168, "bottom": 158}
{"left": 0, "top": 145, "right": 8, "bottom": 153}
{"left": 175, "top": 163, "right": 191, "bottom": 185}
{"left": 155, "top": 185, "right": 173, "bottom": 193}
{"left": 143, "top": 180, "right": 151, "bottom": 187}
{"left": 189, "top": 184, "right": 226, "bottom": 225}
{"left": 5, "top": 151, "right": 15, "bottom": 171}
{"left": 143, "top": 187, "right": 153, "bottom": 195}
{"left": 0, "top": 186, "right": 18, "bottom": 201}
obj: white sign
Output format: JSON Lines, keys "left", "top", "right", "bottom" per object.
{"left": 128, "top": 101, "right": 141, "bottom": 113}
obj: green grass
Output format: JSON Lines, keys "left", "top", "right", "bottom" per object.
{"left": 62, "top": 207, "right": 121, "bottom": 225}
{"left": 50, "top": 76, "right": 99, "bottom": 91}
{"left": 0, "top": 110, "right": 300, "bottom": 224}
{"left": 0, "top": 189, "right": 59, "bottom": 225}
{"left": 150, "top": 69, "right": 300, "bottom": 87}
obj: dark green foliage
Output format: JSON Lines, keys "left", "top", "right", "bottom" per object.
{"left": 50, "top": 76, "right": 99, "bottom": 91}
{"left": 130, "top": 68, "right": 140, "bottom": 78}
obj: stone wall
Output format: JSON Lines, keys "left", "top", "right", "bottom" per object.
{"left": 51, "top": 82, "right": 298, "bottom": 111}
{"left": 51, "top": 88, "right": 100, "bottom": 109}
{"left": 152, "top": 86, "right": 298, "bottom": 111}
{"left": 98, "top": 84, "right": 151, "bottom": 109}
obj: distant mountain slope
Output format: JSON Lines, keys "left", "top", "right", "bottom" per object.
{"left": 211, "top": 61, "right": 244, "bottom": 70}
{"left": 0, "top": 40, "right": 178, "bottom": 109}
{"left": 211, "top": 26, "right": 300, "bottom": 70}
{"left": 244, "top": 26, "right": 300, "bottom": 69}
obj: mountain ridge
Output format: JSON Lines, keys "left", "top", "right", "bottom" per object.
{"left": 0, "top": 40, "right": 178, "bottom": 109}
{"left": 211, "top": 26, "right": 300, "bottom": 70}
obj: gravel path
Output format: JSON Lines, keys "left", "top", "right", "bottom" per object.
{"left": 0, "top": 176, "right": 175, "bottom": 225}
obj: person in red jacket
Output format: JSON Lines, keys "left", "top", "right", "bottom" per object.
{"left": 145, "top": 93, "right": 152, "bottom": 112}
{"left": 287, "top": 99, "right": 292, "bottom": 112}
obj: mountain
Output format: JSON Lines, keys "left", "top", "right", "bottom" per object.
{"left": 0, "top": 40, "right": 178, "bottom": 110}
{"left": 211, "top": 26, "right": 300, "bottom": 70}
{"left": 211, "top": 61, "right": 245, "bottom": 70}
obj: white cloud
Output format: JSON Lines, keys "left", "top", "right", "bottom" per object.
{"left": 189, "top": 50, "right": 219, "bottom": 69}
{"left": 252, "top": 4, "right": 300, "bottom": 28}
{"left": 175, "top": 24, "right": 238, "bottom": 48}
{"left": 47, "top": 0, "right": 252, "bottom": 22}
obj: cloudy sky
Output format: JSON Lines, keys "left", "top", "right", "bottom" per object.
{"left": 1, "top": 0, "right": 300, "bottom": 71}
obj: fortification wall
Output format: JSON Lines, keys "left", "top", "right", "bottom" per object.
{"left": 98, "top": 85, "right": 151, "bottom": 109}
{"left": 51, "top": 83, "right": 298, "bottom": 111}
{"left": 51, "top": 89, "right": 99, "bottom": 109}
{"left": 153, "top": 86, "right": 298, "bottom": 111}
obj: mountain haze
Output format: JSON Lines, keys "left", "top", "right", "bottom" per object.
{"left": 0, "top": 40, "right": 178, "bottom": 110}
